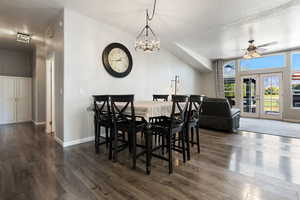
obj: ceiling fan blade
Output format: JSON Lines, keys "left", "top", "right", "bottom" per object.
{"left": 257, "top": 47, "right": 268, "bottom": 51}
{"left": 257, "top": 41, "right": 278, "bottom": 48}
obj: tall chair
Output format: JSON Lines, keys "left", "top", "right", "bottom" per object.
{"left": 153, "top": 94, "right": 169, "bottom": 101}
{"left": 150, "top": 95, "right": 189, "bottom": 174}
{"left": 186, "top": 95, "right": 202, "bottom": 158}
{"left": 110, "top": 95, "right": 149, "bottom": 172}
{"left": 93, "top": 95, "right": 112, "bottom": 154}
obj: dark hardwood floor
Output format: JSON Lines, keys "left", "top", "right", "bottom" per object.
{"left": 1, "top": 122, "right": 300, "bottom": 200}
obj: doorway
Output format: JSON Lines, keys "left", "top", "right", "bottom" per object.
{"left": 0, "top": 76, "right": 32, "bottom": 124}
{"left": 46, "top": 54, "right": 55, "bottom": 134}
{"left": 240, "top": 73, "right": 283, "bottom": 120}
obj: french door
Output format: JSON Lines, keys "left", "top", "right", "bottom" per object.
{"left": 241, "top": 73, "right": 283, "bottom": 120}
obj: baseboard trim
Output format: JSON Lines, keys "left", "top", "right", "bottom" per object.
{"left": 54, "top": 136, "right": 94, "bottom": 148}
{"left": 283, "top": 119, "right": 300, "bottom": 123}
{"left": 55, "top": 136, "right": 64, "bottom": 147}
{"left": 33, "top": 121, "right": 46, "bottom": 126}
{"left": 63, "top": 136, "right": 94, "bottom": 147}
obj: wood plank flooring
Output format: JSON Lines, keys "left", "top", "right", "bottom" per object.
{"left": 1, "top": 122, "right": 300, "bottom": 200}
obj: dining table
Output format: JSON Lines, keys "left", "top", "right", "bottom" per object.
{"left": 122, "top": 100, "right": 175, "bottom": 120}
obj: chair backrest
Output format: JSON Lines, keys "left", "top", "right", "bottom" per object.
{"left": 110, "top": 95, "right": 135, "bottom": 124}
{"left": 153, "top": 94, "right": 169, "bottom": 101}
{"left": 187, "top": 95, "right": 202, "bottom": 121}
{"left": 93, "top": 95, "right": 111, "bottom": 121}
{"left": 200, "top": 98, "right": 232, "bottom": 117}
{"left": 171, "top": 95, "right": 189, "bottom": 125}
{"left": 200, "top": 95, "right": 207, "bottom": 102}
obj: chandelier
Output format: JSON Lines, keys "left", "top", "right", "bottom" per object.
{"left": 135, "top": 0, "right": 160, "bottom": 52}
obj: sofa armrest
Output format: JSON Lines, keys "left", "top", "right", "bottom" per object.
{"left": 231, "top": 108, "right": 240, "bottom": 116}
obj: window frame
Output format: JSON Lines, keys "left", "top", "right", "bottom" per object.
{"left": 290, "top": 51, "right": 300, "bottom": 109}
{"left": 223, "top": 61, "right": 236, "bottom": 100}
{"left": 239, "top": 53, "right": 287, "bottom": 72}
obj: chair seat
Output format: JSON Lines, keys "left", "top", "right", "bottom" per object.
{"left": 151, "top": 118, "right": 185, "bottom": 135}
{"left": 115, "top": 120, "right": 147, "bottom": 132}
{"left": 96, "top": 115, "right": 112, "bottom": 127}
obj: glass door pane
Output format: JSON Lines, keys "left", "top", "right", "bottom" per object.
{"left": 260, "top": 73, "right": 282, "bottom": 119}
{"left": 241, "top": 76, "right": 259, "bottom": 117}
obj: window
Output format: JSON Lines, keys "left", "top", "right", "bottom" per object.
{"left": 291, "top": 53, "right": 300, "bottom": 108}
{"left": 223, "top": 61, "right": 236, "bottom": 100}
{"left": 240, "top": 54, "right": 285, "bottom": 71}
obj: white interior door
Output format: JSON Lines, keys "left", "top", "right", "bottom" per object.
{"left": 240, "top": 75, "right": 260, "bottom": 118}
{"left": 0, "top": 77, "right": 16, "bottom": 124}
{"left": 0, "top": 76, "right": 32, "bottom": 125}
{"left": 260, "top": 73, "right": 283, "bottom": 120}
{"left": 16, "top": 78, "right": 32, "bottom": 122}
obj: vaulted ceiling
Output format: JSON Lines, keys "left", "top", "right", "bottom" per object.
{"left": 1, "top": 0, "right": 300, "bottom": 67}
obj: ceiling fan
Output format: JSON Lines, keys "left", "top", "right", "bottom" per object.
{"left": 243, "top": 40, "right": 277, "bottom": 59}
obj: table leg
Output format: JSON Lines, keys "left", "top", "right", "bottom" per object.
{"left": 94, "top": 116, "right": 99, "bottom": 154}
{"left": 186, "top": 127, "right": 191, "bottom": 161}
{"left": 109, "top": 128, "right": 113, "bottom": 160}
{"left": 132, "top": 128, "right": 137, "bottom": 169}
{"left": 113, "top": 127, "right": 118, "bottom": 162}
{"left": 146, "top": 123, "right": 152, "bottom": 175}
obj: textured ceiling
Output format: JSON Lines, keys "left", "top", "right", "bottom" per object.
{"left": 1, "top": 0, "right": 300, "bottom": 59}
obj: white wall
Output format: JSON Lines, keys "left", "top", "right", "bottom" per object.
{"left": 63, "top": 9, "right": 202, "bottom": 142}
{"left": 200, "top": 71, "right": 216, "bottom": 98}
{"left": 32, "top": 45, "right": 46, "bottom": 123}
{"left": 0, "top": 48, "right": 33, "bottom": 77}
{"left": 45, "top": 11, "right": 64, "bottom": 141}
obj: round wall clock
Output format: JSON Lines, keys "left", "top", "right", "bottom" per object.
{"left": 102, "top": 43, "right": 133, "bottom": 78}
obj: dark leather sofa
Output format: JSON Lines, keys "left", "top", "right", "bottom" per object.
{"left": 199, "top": 98, "right": 240, "bottom": 133}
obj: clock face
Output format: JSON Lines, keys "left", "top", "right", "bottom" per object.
{"left": 102, "top": 43, "right": 133, "bottom": 78}
{"left": 108, "top": 48, "right": 129, "bottom": 73}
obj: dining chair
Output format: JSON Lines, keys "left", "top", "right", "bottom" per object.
{"left": 153, "top": 94, "right": 169, "bottom": 101}
{"left": 186, "top": 95, "right": 202, "bottom": 158}
{"left": 93, "top": 95, "right": 112, "bottom": 154}
{"left": 151, "top": 94, "right": 169, "bottom": 143}
{"left": 150, "top": 95, "right": 189, "bottom": 174}
{"left": 110, "top": 95, "right": 149, "bottom": 172}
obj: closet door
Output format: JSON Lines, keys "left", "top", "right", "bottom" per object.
{"left": 0, "top": 76, "right": 17, "bottom": 124}
{"left": 16, "top": 78, "right": 32, "bottom": 123}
